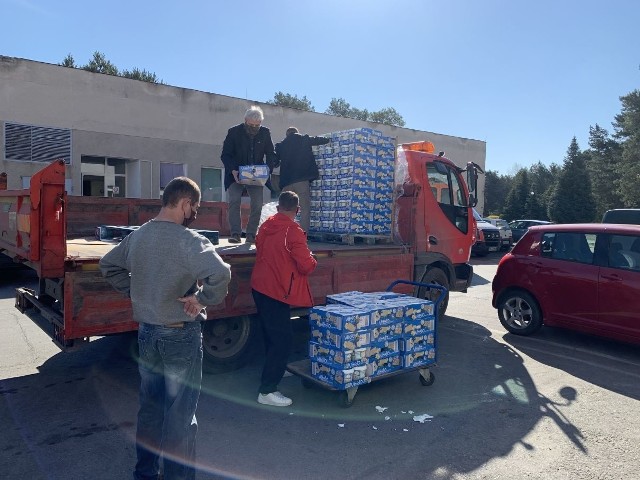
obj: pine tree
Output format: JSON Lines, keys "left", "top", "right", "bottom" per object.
{"left": 586, "top": 124, "right": 624, "bottom": 218}
{"left": 613, "top": 90, "right": 640, "bottom": 207}
{"left": 547, "top": 138, "right": 597, "bottom": 222}
{"left": 502, "top": 169, "right": 530, "bottom": 221}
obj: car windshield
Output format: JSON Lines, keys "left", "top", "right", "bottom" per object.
{"left": 472, "top": 208, "right": 483, "bottom": 221}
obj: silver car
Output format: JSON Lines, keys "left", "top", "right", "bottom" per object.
{"left": 485, "top": 218, "right": 513, "bottom": 250}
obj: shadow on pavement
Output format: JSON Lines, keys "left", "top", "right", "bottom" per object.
{"left": 502, "top": 327, "right": 640, "bottom": 402}
{"left": 0, "top": 314, "right": 595, "bottom": 480}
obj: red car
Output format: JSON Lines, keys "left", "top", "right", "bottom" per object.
{"left": 492, "top": 223, "right": 640, "bottom": 345}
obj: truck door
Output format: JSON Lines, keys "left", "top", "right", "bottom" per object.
{"left": 424, "top": 162, "right": 470, "bottom": 260}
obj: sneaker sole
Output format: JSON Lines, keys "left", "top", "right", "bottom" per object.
{"left": 258, "top": 397, "right": 292, "bottom": 407}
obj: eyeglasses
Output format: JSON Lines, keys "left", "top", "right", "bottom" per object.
{"left": 245, "top": 121, "right": 261, "bottom": 128}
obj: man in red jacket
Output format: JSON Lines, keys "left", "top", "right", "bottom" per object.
{"left": 250, "top": 191, "right": 317, "bottom": 406}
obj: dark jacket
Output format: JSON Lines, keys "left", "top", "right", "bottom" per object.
{"left": 220, "top": 123, "right": 277, "bottom": 190}
{"left": 250, "top": 212, "right": 317, "bottom": 307}
{"left": 275, "top": 133, "right": 330, "bottom": 189}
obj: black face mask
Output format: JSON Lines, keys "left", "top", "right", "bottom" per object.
{"left": 244, "top": 123, "right": 260, "bottom": 136}
{"left": 183, "top": 208, "right": 197, "bottom": 228}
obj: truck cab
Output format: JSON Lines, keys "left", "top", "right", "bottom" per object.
{"left": 394, "top": 142, "right": 480, "bottom": 304}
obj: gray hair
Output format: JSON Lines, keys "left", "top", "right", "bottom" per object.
{"left": 244, "top": 106, "right": 264, "bottom": 123}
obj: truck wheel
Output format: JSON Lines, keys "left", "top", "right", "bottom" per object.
{"left": 419, "top": 268, "right": 449, "bottom": 320}
{"left": 202, "top": 315, "right": 258, "bottom": 374}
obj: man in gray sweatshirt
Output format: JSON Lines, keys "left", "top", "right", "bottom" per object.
{"left": 100, "top": 176, "right": 231, "bottom": 480}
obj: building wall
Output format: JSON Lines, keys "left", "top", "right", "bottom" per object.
{"left": 0, "top": 56, "right": 486, "bottom": 208}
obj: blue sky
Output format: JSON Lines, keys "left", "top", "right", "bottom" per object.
{"left": 2, "top": 0, "right": 639, "bottom": 174}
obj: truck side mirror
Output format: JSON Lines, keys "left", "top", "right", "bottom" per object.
{"left": 469, "top": 194, "right": 478, "bottom": 207}
{"left": 466, "top": 168, "right": 477, "bottom": 194}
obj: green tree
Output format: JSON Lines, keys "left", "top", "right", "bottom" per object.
{"left": 547, "top": 137, "right": 596, "bottom": 222}
{"left": 528, "top": 161, "right": 556, "bottom": 221}
{"left": 267, "top": 92, "right": 315, "bottom": 111}
{"left": 483, "top": 170, "right": 512, "bottom": 216}
{"left": 613, "top": 89, "right": 640, "bottom": 207}
{"left": 121, "top": 67, "right": 162, "bottom": 83}
{"left": 502, "top": 169, "right": 531, "bottom": 221}
{"left": 325, "top": 98, "right": 405, "bottom": 126}
{"left": 369, "top": 107, "right": 406, "bottom": 127}
{"left": 60, "top": 51, "right": 162, "bottom": 83}
{"left": 585, "top": 124, "right": 624, "bottom": 218}
{"left": 82, "top": 51, "right": 119, "bottom": 75}
{"left": 59, "top": 53, "right": 76, "bottom": 68}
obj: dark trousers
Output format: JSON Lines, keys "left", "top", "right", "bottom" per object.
{"left": 252, "top": 289, "right": 292, "bottom": 394}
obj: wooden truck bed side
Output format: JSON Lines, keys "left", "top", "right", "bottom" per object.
{"left": 53, "top": 239, "right": 413, "bottom": 345}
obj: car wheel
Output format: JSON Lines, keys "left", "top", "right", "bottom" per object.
{"left": 497, "top": 290, "right": 542, "bottom": 336}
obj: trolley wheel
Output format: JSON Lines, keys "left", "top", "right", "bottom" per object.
{"left": 419, "top": 369, "right": 435, "bottom": 386}
{"left": 301, "top": 377, "right": 314, "bottom": 389}
{"left": 338, "top": 387, "right": 358, "bottom": 408}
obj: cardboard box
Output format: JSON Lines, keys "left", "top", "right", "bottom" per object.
{"left": 309, "top": 342, "right": 367, "bottom": 369}
{"left": 402, "top": 348, "right": 436, "bottom": 369}
{"left": 311, "top": 361, "right": 371, "bottom": 389}
{"left": 309, "top": 305, "right": 371, "bottom": 332}
{"left": 310, "top": 325, "right": 371, "bottom": 350}
{"left": 400, "top": 333, "right": 435, "bottom": 353}
{"left": 366, "top": 353, "right": 403, "bottom": 377}
{"left": 238, "top": 165, "right": 269, "bottom": 186}
{"left": 370, "top": 322, "right": 403, "bottom": 344}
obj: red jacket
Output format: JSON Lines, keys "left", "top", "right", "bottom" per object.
{"left": 250, "top": 212, "right": 317, "bottom": 306}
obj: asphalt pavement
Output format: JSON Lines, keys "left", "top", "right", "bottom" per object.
{"left": 1, "top": 255, "right": 639, "bottom": 480}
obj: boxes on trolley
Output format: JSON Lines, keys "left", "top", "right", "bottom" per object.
{"left": 308, "top": 291, "right": 437, "bottom": 387}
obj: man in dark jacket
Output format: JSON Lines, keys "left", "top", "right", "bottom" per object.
{"left": 275, "top": 127, "right": 330, "bottom": 232}
{"left": 221, "top": 106, "right": 277, "bottom": 244}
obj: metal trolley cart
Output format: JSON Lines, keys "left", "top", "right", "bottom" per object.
{"left": 286, "top": 280, "right": 447, "bottom": 407}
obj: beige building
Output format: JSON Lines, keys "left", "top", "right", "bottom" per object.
{"left": 0, "top": 56, "right": 486, "bottom": 209}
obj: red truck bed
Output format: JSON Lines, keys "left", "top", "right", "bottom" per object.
{"left": 54, "top": 237, "right": 413, "bottom": 342}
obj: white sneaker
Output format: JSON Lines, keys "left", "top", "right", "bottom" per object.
{"left": 258, "top": 391, "right": 292, "bottom": 407}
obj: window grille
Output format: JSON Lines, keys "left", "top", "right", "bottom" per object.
{"left": 4, "top": 122, "right": 71, "bottom": 164}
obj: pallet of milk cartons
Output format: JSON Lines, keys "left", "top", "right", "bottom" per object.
{"left": 286, "top": 280, "right": 446, "bottom": 407}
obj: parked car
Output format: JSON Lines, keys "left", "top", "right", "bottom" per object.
{"left": 602, "top": 208, "right": 640, "bottom": 224}
{"left": 508, "top": 219, "right": 553, "bottom": 243}
{"left": 472, "top": 209, "right": 501, "bottom": 256}
{"left": 492, "top": 223, "right": 640, "bottom": 345}
{"left": 484, "top": 218, "right": 513, "bottom": 250}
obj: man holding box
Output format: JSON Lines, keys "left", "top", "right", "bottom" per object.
{"left": 221, "top": 106, "right": 277, "bottom": 244}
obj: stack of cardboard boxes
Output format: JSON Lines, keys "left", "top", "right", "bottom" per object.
{"left": 308, "top": 291, "right": 436, "bottom": 389}
{"left": 310, "top": 128, "right": 396, "bottom": 236}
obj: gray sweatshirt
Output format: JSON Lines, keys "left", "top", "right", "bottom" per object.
{"left": 99, "top": 219, "right": 231, "bottom": 325}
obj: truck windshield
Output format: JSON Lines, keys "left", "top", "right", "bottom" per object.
{"left": 427, "top": 162, "right": 469, "bottom": 234}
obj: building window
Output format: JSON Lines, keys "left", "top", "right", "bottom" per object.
{"left": 5, "top": 122, "right": 71, "bottom": 164}
{"left": 201, "top": 167, "right": 223, "bottom": 201}
{"left": 159, "top": 163, "right": 185, "bottom": 197}
{"left": 81, "top": 155, "right": 127, "bottom": 197}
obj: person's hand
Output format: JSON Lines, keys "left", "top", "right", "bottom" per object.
{"left": 178, "top": 295, "right": 205, "bottom": 318}
{"left": 232, "top": 170, "right": 239, "bottom": 183}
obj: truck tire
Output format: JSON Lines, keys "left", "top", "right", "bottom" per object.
{"left": 202, "top": 315, "right": 259, "bottom": 374}
{"left": 419, "top": 268, "right": 449, "bottom": 321}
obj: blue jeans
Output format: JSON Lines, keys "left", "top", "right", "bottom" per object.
{"left": 134, "top": 322, "right": 203, "bottom": 480}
